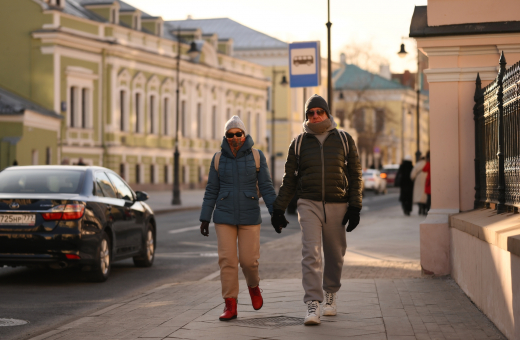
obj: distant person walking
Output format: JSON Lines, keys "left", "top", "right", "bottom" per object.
{"left": 423, "top": 151, "right": 431, "bottom": 213}
{"left": 271, "top": 94, "right": 363, "bottom": 325}
{"left": 410, "top": 157, "right": 428, "bottom": 215}
{"left": 199, "top": 116, "right": 277, "bottom": 321}
{"left": 395, "top": 156, "right": 414, "bottom": 216}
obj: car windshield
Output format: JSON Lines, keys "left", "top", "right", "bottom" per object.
{"left": 0, "top": 169, "right": 84, "bottom": 194}
{"left": 362, "top": 172, "right": 376, "bottom": 177}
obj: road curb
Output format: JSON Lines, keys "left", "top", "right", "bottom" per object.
{"left": 153, "top": 206, "right": 201, "bottom": 215}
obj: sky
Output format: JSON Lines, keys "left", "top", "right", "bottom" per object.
{"left": 124, "top": 0, "right": 428, "bottom": 74}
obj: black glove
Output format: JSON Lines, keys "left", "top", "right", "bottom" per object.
{"left": 271, "top": 210, "right": 289, "bottom": 233}
{"left": 342, "top": 206, "right": 361, "bottom": 232}
{"left": 200, "top": 221, "right": 210, "bottom": 237}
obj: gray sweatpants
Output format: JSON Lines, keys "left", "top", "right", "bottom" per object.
{"left": 298, "top": 198, "right": 348, "bottom": 303}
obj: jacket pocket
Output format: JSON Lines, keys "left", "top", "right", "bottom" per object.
{"left": 216, "top": 191, "right": 231, "bottom": 210}
{"left": 243, "top": 191, "right": 258, "bottom": 201}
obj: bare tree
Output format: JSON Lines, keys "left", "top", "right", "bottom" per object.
{"left": 335, "top": 41, "right": 399, "bottom": 168}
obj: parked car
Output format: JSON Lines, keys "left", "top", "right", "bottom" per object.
{"left": 362, "top": 169, "right": 387, "bottom": 194}
{"left": 0, "top": 166, "right": 156, "bottom": 282}
{"left": 381, "top": 164, "right": 400, "bottom": 187}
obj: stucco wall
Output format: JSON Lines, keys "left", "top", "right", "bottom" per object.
{"left": 428, "top": 0, "right": 520, "bottom": 26}
{"left": 451, "top": 228, "right": 519, "bottom": 339}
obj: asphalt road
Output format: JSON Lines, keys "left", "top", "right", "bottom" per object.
{"left": 0, "top": 189, "right": 399, "bottom": 340}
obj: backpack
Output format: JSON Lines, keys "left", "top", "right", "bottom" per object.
{"left": 214, "top": 148, "right": 262, "bottom": 198}
{"left": 293, "top": 129, "right": 350, "bottom": 176}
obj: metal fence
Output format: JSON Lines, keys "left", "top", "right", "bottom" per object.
{"left": 474, "top": 52, "right": 520, "bottom": 213}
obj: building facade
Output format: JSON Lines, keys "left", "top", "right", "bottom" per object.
{"left": 334, "top": 56, "right": 429, "bottom": 169}
{"left": 0, "top": 0, "right": 269, "bottom": 189}
{"left": 410, "top": 1, "right": 520, "bottom": 337}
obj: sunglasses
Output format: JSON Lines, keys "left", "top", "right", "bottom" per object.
{"left": 306, "top": 109, "right": 326, "bottom": 117}
{"left": 226, "top": 132, "right": 244, "bottom": 138}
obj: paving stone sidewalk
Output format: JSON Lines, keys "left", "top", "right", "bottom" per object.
{"left": 29, "top": 278, "right": 504, "bottom": 340}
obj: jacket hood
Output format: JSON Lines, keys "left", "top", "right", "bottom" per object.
{"left": 303, "top": 115, "right": 338, "bottom": 135}
{"left": 221, "top": 134, "right": 254, "bottom": 158}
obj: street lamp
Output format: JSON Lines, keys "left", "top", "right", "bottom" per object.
{"left": 397, "top": 41, "right": 421, "bottom": 162}
{"left": 172, "top": 28, "right": 200, "bottom": 205}
{"left": 270, "top": 69, "right": 288, "bottom": 183}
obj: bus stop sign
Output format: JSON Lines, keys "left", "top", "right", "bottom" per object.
{"left": 289, "top": 41, "right": 321, "bottom": 88}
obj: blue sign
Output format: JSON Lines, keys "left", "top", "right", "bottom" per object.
{"left": 289, "top": 41, "right": 321, "bottom": 88}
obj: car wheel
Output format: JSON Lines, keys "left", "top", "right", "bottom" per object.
{"left": 133, "top": 223, "right": 155, "bottom": 268}
{"left": 87, "top": 231, "right": 111, "bottom": 282}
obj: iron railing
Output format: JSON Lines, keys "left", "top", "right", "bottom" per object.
{"left": 474, "top": 52, "right": 520, "bottom": 213}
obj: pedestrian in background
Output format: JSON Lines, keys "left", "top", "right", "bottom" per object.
{"left": 199, "top": 116, "right": 277, "bottom": 321}
{"left": 410, "top": 157, "right": 427, "bottom": 215}
{"left": 423, "top": 151, "right": 431, "bottom": 213}
{"left": 271, "top": 94, "right": 363, "bottom": 325}
{"left": 395, "top": 156, "right": 414, "bottom": 216}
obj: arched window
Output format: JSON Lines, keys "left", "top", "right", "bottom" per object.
{"left": 135, "top": 92, "right": 142, "bottom": 133}
{"left": 163, "top": 97, "right": 169, "bottom": 135}
{"left": 212, "top": 105, "right": 217, "bottom": 140}
{"left": 120, "top": 90, "right": 126, "bottom": 131}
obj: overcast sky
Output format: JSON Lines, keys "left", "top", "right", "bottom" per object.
{"left": 124, "top": 0, "right": 427, "bottom": 74}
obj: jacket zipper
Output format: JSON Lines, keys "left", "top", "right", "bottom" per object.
{"left": 309, "top": 131, "right": 335, "bottom": 223}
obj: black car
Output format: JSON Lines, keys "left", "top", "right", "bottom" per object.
{"left": 0, "top": 166, "right": 156, "bottom": 282}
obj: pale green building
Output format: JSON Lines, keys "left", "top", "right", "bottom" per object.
{"left": 0, "top": 0, "right": 269, "bottom": 189}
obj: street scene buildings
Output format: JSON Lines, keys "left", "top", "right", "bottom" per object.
{"left": 1, "top": 0, "right": 519, "bottom": 339}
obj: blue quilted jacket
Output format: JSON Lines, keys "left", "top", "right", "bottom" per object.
{"left": 199, "top": 135, "right": 276, "bottom": 225}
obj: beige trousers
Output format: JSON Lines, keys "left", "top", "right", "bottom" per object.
{"left": 215, "top": 223, "right": 261, "bottom": 299}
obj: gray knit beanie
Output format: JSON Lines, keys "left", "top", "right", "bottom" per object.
{"left": 304, "top": 94, "right": 331, "bottom": 120}
{"left": 224, "top": 115, "right": 247, "bottom": 135}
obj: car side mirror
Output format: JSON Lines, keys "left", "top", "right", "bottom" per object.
{"left": 135, "top": 191, "right": 149, "bottom": 202}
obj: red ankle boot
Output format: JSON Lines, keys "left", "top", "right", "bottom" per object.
{"left": 219, "top": 298, "right": 237, "bottom": 321}
{"left": 248, "top": 286, "right": 263, "bottom": 310}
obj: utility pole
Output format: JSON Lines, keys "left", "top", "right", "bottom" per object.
{"left": 326, "top": 0, "right": 332, "bottom": 113}
{"left": 172, "top": 26, "right": 182, "bottom": 205}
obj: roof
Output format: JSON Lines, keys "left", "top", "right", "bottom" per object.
{"left": 334, "top": 64, "right": 409, "bottom": 91}
{"left": 0, "top": 87, "right": 62, "bottom": 119}
{"left": 67, "top": 0, "right": 178, "bottom": 40}
{"left": 410, "top": 6, "right": 520, "bottom": 38}
{"left": 165, "top": 18, "right": 287, "bottom": 51}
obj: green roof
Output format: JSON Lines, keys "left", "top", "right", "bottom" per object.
{"left": 334, "top": 64, "right": 409, "bottom": 91}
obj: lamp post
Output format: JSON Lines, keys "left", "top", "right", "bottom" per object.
{"left": 172, "top": 28, "right": 200, "bottom": 205}
{"left": 398, "top": 41, "right": 422, "bottom": 162}
{"left": 270, "top": 68, "right": 288, "bottom": 183}
{"left": 326, "top": 0, "right": 332, "bottom": 113}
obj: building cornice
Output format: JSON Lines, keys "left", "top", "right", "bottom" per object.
{"left": 424, "top": 66, "right": 498, "bottom": 83}
{"left": 33, "top": 30, "right": 269, "bottom": 90}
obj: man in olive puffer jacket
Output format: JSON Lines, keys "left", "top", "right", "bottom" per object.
{"left": 271, "top": 94, "right": 363, "bottom": 325}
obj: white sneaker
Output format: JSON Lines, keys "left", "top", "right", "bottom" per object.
{"left": 304, "top": 300, "right": 321, "bottom": 325}
{"left": 322, "top": 292, "right": 337, "bottom": 316}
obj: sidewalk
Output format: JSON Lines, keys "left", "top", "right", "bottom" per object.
{"left": 29, "top": 278, "right": 504, "bottom": 340}
{"left": 144, "top": 190, "right": 205, "bottom": 214}
{"left": 27, "top": 204, "right": 506, "bottom": 340}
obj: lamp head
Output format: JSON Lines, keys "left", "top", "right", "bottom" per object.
{"left": 398, "top": 43, "right": 407, "bottom": 58}
{"left": 188, "top": 41, "right": 200, "bottom": 60}
{"left": 280, "top": 75, "right": 288, "bottom": 86}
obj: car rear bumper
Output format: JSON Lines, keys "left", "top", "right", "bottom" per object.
{"left": 0, "top": 230, "right": 100, "bottom": 266}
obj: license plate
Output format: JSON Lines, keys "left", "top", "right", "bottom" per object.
{"left": 0, "top": 214, "right": 36, "bottom": 226}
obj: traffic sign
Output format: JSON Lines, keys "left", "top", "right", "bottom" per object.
{"left": 289, "top": 41, "right": 321, "bottom": 88}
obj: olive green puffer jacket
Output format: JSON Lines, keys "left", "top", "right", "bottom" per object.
{"left": 273, "top": 129, "right": 363, "bottom": 211}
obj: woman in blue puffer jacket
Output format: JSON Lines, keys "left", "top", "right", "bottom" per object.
{"left": 199, "top": 115, "right": 277, "bottom": 321}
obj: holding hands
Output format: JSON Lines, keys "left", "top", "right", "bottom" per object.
{"left": 271, "top": 210, "right": 289, "bottom": 233}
